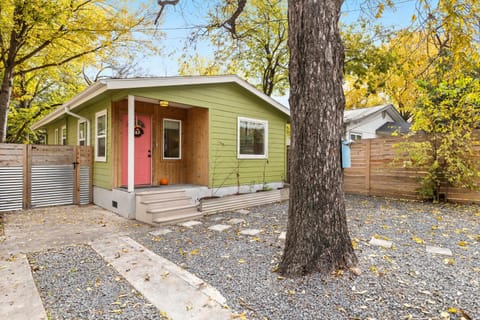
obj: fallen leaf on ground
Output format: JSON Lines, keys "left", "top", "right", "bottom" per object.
{"left": 231, "top": 313, "right": 248, "bottom": 320}
{"left": 411, "top": 236, "right": 425, "bottom": 244}
{"left": 351, "top": 239, "right": 359, "bottom": 250}
{"left": 447, "top": 307, "right": 457, "bottom": 313}
{"left": 457, "top": 241, "right": 468, "bottom": 247}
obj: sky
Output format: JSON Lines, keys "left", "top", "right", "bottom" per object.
{"left": 134, "top": 0, "right": 420, "bottom": 105}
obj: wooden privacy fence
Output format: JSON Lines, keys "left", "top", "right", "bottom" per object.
{"left": 0, "top": 144, "right": 93, "bottom": 212}
{"left": 344, "top": 134, "right": 480, "bottom": 204}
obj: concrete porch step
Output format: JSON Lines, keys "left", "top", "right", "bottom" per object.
{"left": 140, "top": 196, "right": 193, "bottom": 207}
{"left": 152, "top": 211, "right": 204, "bottom": 225}
{"left": 137, "top": 190, "right": 188, "bottom": 202}
{"left": 148, "top": 204, "right": 198, "bottom": 215}
{"left": 136, "top": 189, "right": 200, "bottom": 225}
{"left": 136, "top": 189, "right": 186, "bottom": 196}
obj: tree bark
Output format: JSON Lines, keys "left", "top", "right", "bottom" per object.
{"left": 279, "top": 0, "right": 357, "bottom": 277}
{"left": 0, "top": 67, "right": 14, "bottom": 143}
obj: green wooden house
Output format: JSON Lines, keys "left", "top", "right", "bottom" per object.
{"left": 31, "top": 75, "right": 290, "bottom": 223}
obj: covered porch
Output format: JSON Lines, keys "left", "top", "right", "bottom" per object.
{"left": 111, "top": 95, "right": 209, "bottom": 192}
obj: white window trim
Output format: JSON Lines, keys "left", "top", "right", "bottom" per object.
{"left": 163, "top": 118, "right": 182, "bottom": 160}
{"left": 237, "top": 116, "right": 268, "bottom": 159}
{"left": 54, "top": 128, "right": 59, "bottom": 145}
{"left": 95, "top": 110, "right": 107, "bottom": 162}
{"left": 78, "top": 120, "right": 86, "bottom": 146}
{"left": 61, "top": 125, "right": 67, "bottom": 145}
{"left": 350, "top": 132, "right": 362, "bottom": 141}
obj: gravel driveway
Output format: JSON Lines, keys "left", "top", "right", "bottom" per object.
{"left": 5, "top": 195, "right": 479, "bottom": 319}
{"left": 131, "top": 195, "right": 480, "bottom": 320}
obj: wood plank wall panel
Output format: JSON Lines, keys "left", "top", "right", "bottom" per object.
{"left": 185, "top": 107, "right": 209, "bottom": 186}
{"left": 113, "top": 100, "right": 210, "bottom": 186}
{"left": 30, "top": 145, "right": 75, "bottom": 165}
{"left": 0, "top": 144, "right": 24, "bottom": 166}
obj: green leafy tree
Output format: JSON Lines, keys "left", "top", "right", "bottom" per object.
{"left": 342, "top": 21, "right": 395, "bottom": 109}
{"left": 7, "top": 65, "right": 85, "bottom": 143}
{"left": 0, "top": 0, "right": 157, "bottom": 142}
{"left": 181, "top": 0, "right": 288, "bottom": 96}
{"left": 398, "top": 76, "right": 480, "bottom": 201}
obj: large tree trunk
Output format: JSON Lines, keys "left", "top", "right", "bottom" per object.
{"left": 0, "top": 68, "right": 14, "bottom": 143}
{"left": 279, "top": 0, "right": 357, "bottom": 277}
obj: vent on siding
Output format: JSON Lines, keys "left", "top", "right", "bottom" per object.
{"left": 0, "top": 167, "right": 23, "bottom": 212}
{"left": 31, "top": 165, "right": 74, "bottom": 207}
{"left": 79, "top": 165, "right": 90, "bottom": 204}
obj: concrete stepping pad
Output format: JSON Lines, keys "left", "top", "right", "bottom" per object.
{"left": 240, "top": 229, "right": 262, "bottom": 236}
{"left": 149, "top": 228, "right": 172, "bottom": 236}
{"left": 179, "top": 220, "right": 203, "bottom": 228}
{"left": 426, "top": 245, "right": 452, "bottom": 256}
{"left": 369, "top": 237, "right": 393, "bottom": 248}
{"left": 208, "top": 224, "right": 231, "bottom": 232}
{"left": 91, "top": 236, "right": 231, "bottom": 320}
{"left": 227, "top": 218, "right": 245, "bottom": 225}
{"left": 0, "top": 254, "right": 47, "bottom": 320}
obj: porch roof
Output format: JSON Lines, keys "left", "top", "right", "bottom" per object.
{"left": 31, "top": 75, "right": 290, "bottom": 130}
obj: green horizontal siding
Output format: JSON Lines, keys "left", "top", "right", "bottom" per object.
{"left": 42, "top": 81, "right": 288, "bottom": 190}
{"left": 43, "top": 98, "right": 112, "bottom": 190}
{"left": 112, "top": 83, "right": 288, "bottom": 188}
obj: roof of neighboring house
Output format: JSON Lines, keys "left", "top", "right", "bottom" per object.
{"left": 31, "top": 75, "right": 290, "bottom": 130}
{"left": 344, "top": 104, "right": 405, "bottom": 124}
{"left": 376, "top": 121, "right": 412, "bottom": 136}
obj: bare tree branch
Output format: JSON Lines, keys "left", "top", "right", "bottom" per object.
{"left": 155, "top": 0, "right": 180, "bottom": 25}
{"left": 220, "top": 0, "right": 247, "bottom": 38}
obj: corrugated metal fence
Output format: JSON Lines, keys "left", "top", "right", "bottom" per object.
{"left": 0, "top": 144, "right": 93, "bottom": 212}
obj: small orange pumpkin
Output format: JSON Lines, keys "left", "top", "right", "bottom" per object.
{"left": 160, "top": 178, "right": 169, "bottom": 185}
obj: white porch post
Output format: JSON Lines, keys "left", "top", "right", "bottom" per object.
{"left": 127, "top": 95, "right": 135, "bottom": 193}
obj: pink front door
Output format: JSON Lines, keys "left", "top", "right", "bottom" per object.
{"left": 121, "top": 114, "right": 152, "bottom": 186}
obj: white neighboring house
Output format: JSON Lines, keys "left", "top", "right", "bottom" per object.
{"left": 344, "top": 104, "right": 410, "bottom": 141}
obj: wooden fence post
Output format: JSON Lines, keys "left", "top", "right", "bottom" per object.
{"left": 365, "top": 139, "right": 371, "bottom": 194}
{"left": 73, "top": 146, "right": 80, "bottom": 205}
{"left": 23, "top": 145, "right": 32, "bottom": 209}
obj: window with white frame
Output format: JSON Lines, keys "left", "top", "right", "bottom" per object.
{"left": 54, "top": 128, "right": 59, "bottom": 145}
{"left": 163, "top": 119, "right": 181, "bottom": 159}
{"left": 237, "top": 117, "right": 268, "bottom": 159}
{"left": 61, "top": 125, "right": 67, "bottom": 145}
{"left": 95, "top": 110, "right": 107, "bottom": 162}
{"left": 78, "top": 120, "right": 86, "bottom": 146}
{"left": 350, "top": 133, "right": 362, "bottom": 141}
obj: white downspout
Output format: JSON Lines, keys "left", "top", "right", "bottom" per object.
{"left": 64, "top": 107, "right": 91, "bottom": 146}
